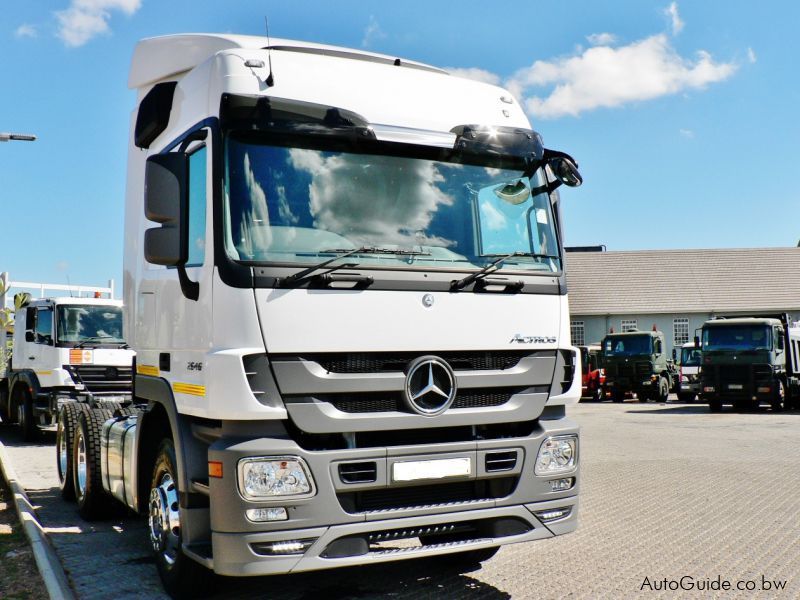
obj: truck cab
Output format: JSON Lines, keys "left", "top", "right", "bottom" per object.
{"left": 578, "top": 344, "right": 604, "bottom": 401}
{"left": 600, "top": 330, "right": 676, "bottom": 403}
{"left": 677, "top": 342, "right": 702, "bottom": 402}
{"left": 65, "top": 33, "right": 585, "bottom": 597}
{"left": 699, "top": 316, "right": 796, "bottom": 412}
{"left": 0, "top": 297, "right": 133, "bottom": 439}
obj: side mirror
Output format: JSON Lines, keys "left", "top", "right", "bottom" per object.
{"left": 694, "top": 336, "right": 700, "bottom": 349}
{"left": 144, "top": 152, "right": 189, "bottom": 266}
{"left": 671, "top": 348, "right": 677, "bottom": 362}
{"left": 549, "top": 156, "right": 583, "bottom": 188}
{"left": 25, "top": 331, "right": 34, "bottom": 342}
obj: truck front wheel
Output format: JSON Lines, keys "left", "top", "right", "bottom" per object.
{"left": 149, "top": 439, "right": 212, "bottom": 599}
{"left": 771, "top": 380, "right": 785, "bottom": 412}
{"left": 16, "top": 387, "right": 37, "bottom": 441}
{"left": 657, "top": 377, "right": 669, "bottom": 403}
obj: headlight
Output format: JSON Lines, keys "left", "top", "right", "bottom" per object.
{"left": 238, "top": 457, "right": 314, "bottom": 500}
{"left": 535, "top": 435, "right": 578, "bottom": 475}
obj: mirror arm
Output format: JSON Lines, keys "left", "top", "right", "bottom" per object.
{"left": 178, "top": 264, "right": 200, "bottom": 301}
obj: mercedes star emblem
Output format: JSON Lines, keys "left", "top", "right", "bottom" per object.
{"left": 404, "top": 356, "right": 456, "bottom": 416}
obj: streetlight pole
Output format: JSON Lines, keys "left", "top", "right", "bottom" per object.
{"left": 0, "top": 132, "right": 37, "bottom": 142}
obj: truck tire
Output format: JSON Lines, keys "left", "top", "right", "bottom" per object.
{"left": 15, "top": 387, "right": 37, "bottom": 441}
{"left": 657, "top": 377, "right": 669, "bottom": 403}
{"left": 593, "top": 386, "right": 604, "bottom": 402}
{"left": 149, "top": 438, "right": 213, "bottom": 599}
{"left": 771, "top": 380, "right": 785, "bottom": 412}
{"left": 56, "top": 403, "right": 90, "bottom": 501}
{"left": 0, "top": 384, "right": 10, "bottom": 425}
{"left": 73, "top": 408, "right": 115, "bottom": 520}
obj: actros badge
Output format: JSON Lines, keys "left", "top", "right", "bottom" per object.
{"left": 510, "top": 333, "right": 557, "bottom": 344}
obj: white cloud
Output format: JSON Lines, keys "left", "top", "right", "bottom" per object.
{"left": 15, "top": 24, "right": 38, "bottom": 38}
{"left": 446, "top": 67, "right": 501, "bottom": 86}
{"left": 664, "top": 2, "right": 684, "bottom": 35}
{"left": 508, "top": 34, "right": 737, "bottom": 119}
{"left": 747, "top": 47, "right": 757, "bottom": 64}
{"left": 361, "top": 15, "right": 386, "bottom": 48}
{"left": 679, "top": 128, "right": 694, "bottom": 139}
{"left": 586, "top": 32, "right": 616, "bottom": 47}
{"left": 56, "top": 0, "right": 141, "bottom": 47}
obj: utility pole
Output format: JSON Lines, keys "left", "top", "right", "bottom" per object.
{"left": 0, "top": 132, "right": 37, "bottom": 142}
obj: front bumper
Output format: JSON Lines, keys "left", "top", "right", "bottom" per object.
{"left": 207, "top": 417, "right": 579, "bottom": 576}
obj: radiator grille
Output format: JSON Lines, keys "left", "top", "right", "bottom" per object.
{"left": 323, "top": 387, "right": 526, "bottom": 414}
{"left": 67, "top": 365, "right": 132, "bottom": 393}
{"left": 294, "top": 351, "right": 542, "bottom": 374}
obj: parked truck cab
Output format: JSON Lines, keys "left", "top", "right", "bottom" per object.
{"left": 0, "top": 297, "right": 133, "bottom": 440}
{"left": 677, "top": 342, "right": 702, "bottom": 402}
{"left": 578, "top": 344, "right": 604, "bottom": 401}
{"left": 64, "top": 34, "right": 584, "bottom": 597}
{"left": 699, "top": 316, "right": 799, "bottom": 412}
{"left": 600, "top": 330, "right": 676, "bottom": 403}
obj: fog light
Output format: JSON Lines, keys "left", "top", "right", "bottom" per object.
{"left": 549, "top": 477, "right": 574, "bottom": 492}
{"left": 757, "top": 386, "right": 771, "bottom": 393}
{"left": 535, "top": 435, "right": 578, "bottom": 475}
{"left": 250, "top": 538, "right": 316, "bottom": 556}
{"left": 238, "top": 457, "right": 313, "bottom": 499}
{"left": 246, "top": 507, "right": 288, "bottom": 522}
{"left": 534, "top": 507, "right": 572, "bottom": 522}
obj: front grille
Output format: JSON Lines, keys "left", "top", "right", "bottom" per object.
{"left": 608, "top": 361, "right": 651, "bottom": 380}
{"left": 294, "top": 350, "right": 542, "bottom": 374}
{"left": 68, "top": 365, "right": 132, "bottom": 393}
{"left": 337, "top": 477, "right": 518, "bottom": 514}
{"left": 323, "top": 387, "right": 527, "bottom": 414}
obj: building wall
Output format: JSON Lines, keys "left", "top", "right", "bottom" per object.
{"left": 570, "top": 311, "right": 800, "bottom": 358}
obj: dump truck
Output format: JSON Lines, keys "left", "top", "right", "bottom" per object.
{"left": 64, "top": 33, "right": 584, "bottom": 597}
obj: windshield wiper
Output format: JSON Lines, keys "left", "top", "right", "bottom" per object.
{"left": 279, "top": 246, "right": 430, "bottom": 287}
{"left": 75, "top": 336, "right": 126, "bottom": 348}
{"left": 450, "top": 251, "right": 555, "bottom": 291}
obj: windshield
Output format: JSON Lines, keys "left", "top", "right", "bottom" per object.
{"left": 224, "top": 135, "right": 560, "bottom": 274}
{"left": 603, "top": 335, "right": 653, "bottom": 357}
{"left": 56, "top": 305, "right": 124, "bottom": 345}
{"left": 680, "top": 347, "right": 702, "bottom": 366}
{"left": 702, "top": 325, "right": 771, "bottom": 352}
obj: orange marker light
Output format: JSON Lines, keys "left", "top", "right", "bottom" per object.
{"left": 208, "top": 461, "right": 224, "bottom": 478}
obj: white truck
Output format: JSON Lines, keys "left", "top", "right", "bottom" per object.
{"left": 0, "top": 297, "right": 133, "bottom": 445}
{"left": 68, "top": 33, "right": 584, "bottom": 597}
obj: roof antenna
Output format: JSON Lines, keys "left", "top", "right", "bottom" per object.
{"left": 264, "top": 16, "right": 275, "bottom": 87}
{"left": 66, "top": 274, "right": 74, "bottom": 298}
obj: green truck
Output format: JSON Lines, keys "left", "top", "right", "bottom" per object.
{"left": 599, "top": 330, "right": 678, "bottom": 403}
{"left": 699, "top": 315, "right": 800, "bottom": 412}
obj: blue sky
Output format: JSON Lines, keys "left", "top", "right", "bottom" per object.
{"left": 1, "top": 1, "right": 798, "bottom": 292}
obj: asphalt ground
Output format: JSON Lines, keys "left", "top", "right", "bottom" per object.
{"left": 1, "top": 396, "right": 799, "bottom": 599}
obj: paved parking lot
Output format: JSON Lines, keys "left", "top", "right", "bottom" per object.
{"left": 1, "top": 398, "right": 799, "bottom": 599}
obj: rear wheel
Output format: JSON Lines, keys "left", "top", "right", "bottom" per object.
{"left": 73, "top": 408, "right": 115, "bottom": 520}
{"left": 57, "top": 403, "right": 89, "bottom": 501}
{"left": 150, "top": 438, "right": 213, "bottom": 599}
{"left": 593, "top": 386, "right": 604, "bottom": 402}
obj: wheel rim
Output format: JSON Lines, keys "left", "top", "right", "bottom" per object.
{"left": 75, "top": 430, "right": 87, "bottom": 498}
{"left": 57, "top": 422, "right": 68, "bottom": 483}
{"left": 17, "top": 401, "right": 25, "bottom": 429}
{"left": 149, "top": 472, "right": 180, "bottom": 566}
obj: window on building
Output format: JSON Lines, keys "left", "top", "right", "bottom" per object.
{"left": 620, "top": 319, "right": 638, "bottom": 332}
{"left": 570, "top": 321, "right": 585, "bottom": 346}
{"left": 673, "top": 318, "right": 689, "bottom": 346}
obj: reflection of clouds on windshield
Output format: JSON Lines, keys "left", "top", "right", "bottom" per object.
{"left": 480, "top": 200, "right": 507, "bottom": 230}
{"left": 237, "top": 153, "right": 272, "bottom": 257}
{"left": 289, "top": 149, "right": 454, "bottom": 246}
{"left": 276, "top": 184, "right": 299, "bottom": 225}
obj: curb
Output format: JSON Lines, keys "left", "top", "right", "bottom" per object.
{"left": 0, "top": 439, "right": 76, "bottom": 600}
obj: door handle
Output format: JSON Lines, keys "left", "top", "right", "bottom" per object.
{"left": 28, "top": 356, "right": 35, "bottom": 360}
